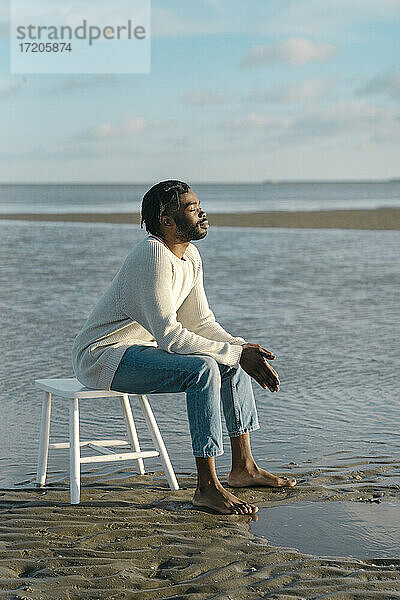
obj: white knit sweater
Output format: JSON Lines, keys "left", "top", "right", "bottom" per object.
{"left": 72, "top": 235, "right": 247, "bottom": 390}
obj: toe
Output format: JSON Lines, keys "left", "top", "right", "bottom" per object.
{"left": 239, "top": 502, "right": 258, "bottom": 514}
{"left": 279, "top": 476, "right": 296, "bottom": 487}
{"left": 235, "top": 503, "right": 249, "bottom": 514}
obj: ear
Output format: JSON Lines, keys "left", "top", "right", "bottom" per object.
{"left": 161, "top": 216, "right": 174, "bottom": 227}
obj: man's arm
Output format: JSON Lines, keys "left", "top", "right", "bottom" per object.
{"left": 176, "top": 252, "right": 280, "bottom": 392}
{"left": 119, "top": 244, "right": 243, "bottom": 367}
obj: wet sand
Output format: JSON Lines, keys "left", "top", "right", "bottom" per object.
{"left": 1, "top": 470, "right": 399, "bottom": 599}
{"left": 1, "top": 207, "right": 400, "bottom": 229}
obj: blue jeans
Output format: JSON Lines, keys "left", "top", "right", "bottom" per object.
{"left": 110, "top": 345, "right": 260, "bottom": 458}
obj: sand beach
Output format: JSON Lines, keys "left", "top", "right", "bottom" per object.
{"left": 1, "top": 470, "right": 400, "bottom": 599}
{"left": 1, "top": 206, "right": 400, "bottom": 229}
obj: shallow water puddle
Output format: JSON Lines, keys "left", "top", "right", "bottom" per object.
{"left": 251, "top": 501, "right": 400, "bottom": 559}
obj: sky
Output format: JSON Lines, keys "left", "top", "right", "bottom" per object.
{"left": 0, "top": 0, "right": 399, "bottom": 183}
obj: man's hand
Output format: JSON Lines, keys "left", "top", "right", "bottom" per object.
{"left": 239, "top": 343, "right": 280, "bottom": 392}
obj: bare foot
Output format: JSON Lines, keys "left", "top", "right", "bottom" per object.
{"left": 192, "top": 484, "right": 258, "bottom": 515}
{"left": 228, "top": 466, "right": 296, "bottom": 489}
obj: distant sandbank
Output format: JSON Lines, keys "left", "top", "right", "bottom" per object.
{"left": 1, "top": 207, "right": 400, "bottom": 229}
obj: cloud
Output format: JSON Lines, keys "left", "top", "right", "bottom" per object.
{"left": 183, "top": 80, "right": 328, "bottom": 108}
{"left": 0, "top": 143, "right": 105, "bottom": 162}
{"left": 286, "top": 101, "right": 400, "bottom": 146}
{"left": 226, "top": 113, "right": 294, "bottom": 130}
{"left": 290, "top": 101, "right": 379, "bottom": 138}
{"left": 184, "top": 89, "right": 225, "bottom": 105}
{"left": 46, "top": 75, "right": 117, "bottom": 94}
{"left": 250, "top": 78, "right": 329, "bottom": 103}
{"left": 357, "top": 70, "right": 400, "bottom": 102}
{"left": 88, "top": 117, "right": 147, "bottom": 140}
{"left": 241, "top": 38, "right": 336, "bottom": 68}
{"left": 152, "top": 6, "right": 223, "bottom": 37}
{"left": 265, "top": 0, "right": 400, "bottom": 37}
{"left": 0, "top": 75, "right": 117, "bottom": 102}
{"left": 152, "top": 0, "right": 400, "bottom": 39}
{"left": 223, "top": 100, "right": 400, "bottom": 146}
{"left": 0, "top": 80, "right": 27, "bottom": 101}
{"left": 80, "top": 115, "right": 175, "bottom": 141}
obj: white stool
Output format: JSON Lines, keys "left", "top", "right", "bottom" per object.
{"left": 35, "top": 378, "right": 179, "bottom": 504}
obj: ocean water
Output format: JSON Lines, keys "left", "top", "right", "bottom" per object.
{"left": 0, "top": 181, "right": 400, "bottom": 214}
{"left": 0, "top": 219, "right": 399, "bottom": 490}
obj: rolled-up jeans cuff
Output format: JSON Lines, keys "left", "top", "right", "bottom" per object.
{"left": 228, "top": 424, "right": 260, "bottom": 438}
{"left": 192, "top": 449, "right": 225, "bottom": 458}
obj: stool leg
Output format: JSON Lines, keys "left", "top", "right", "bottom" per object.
{"left": 69, "top": 397, "right": 81, "bottom": 504}
{"left": 120, "top": 395, "right": 145, "bottom": 475}
{"left": 138, "top": 395, "right": 179, "bottom": 491}
{"left": 37, "top": 391, "right": 52, "bottom": 486}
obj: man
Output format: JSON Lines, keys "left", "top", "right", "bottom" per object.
{"left": 72, "top": 180, "right": 295, "bottom": 515}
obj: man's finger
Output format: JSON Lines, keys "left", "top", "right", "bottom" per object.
{"left": 259, "top": 379, "right": 277, "bottom": 392}
{"left": 260, "top": 348, "right": 276, "bottom": 360}
{"left": 263, "top": 382, "right": 279, "bottom": 392}
{"left": 258, "top": 366, "right": 279, "bottom": 384}
{"left": 267, "top": 364, "right": 279, "bottom": 378}
{"left": 261, "top": 363, "right": 279, "bottom": 382}
{"left": 254, "top": 376, "right": 268, "bottom": 390}
{"left": 253, "top": 372, "right": 274, "bottom": 390}
{"left": 257, "top": 370, "right": 279, "bottom": 390}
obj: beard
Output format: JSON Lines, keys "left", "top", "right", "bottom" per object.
{"left": 173, "top": 214, "right": 208, "bottom": 242}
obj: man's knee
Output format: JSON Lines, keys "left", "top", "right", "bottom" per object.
{"left": 186, "top": 355, "right": 221, "bottom": 388}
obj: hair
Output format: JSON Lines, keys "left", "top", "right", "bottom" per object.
{"left": 140, "top": 180, "right": 191, "bottom": 235}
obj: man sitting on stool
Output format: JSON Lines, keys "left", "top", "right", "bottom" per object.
{"left": 72, "top": 180, "right": 295, "bottom": 515}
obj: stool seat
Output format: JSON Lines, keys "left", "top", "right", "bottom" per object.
{"left": 35, "top": 378, "right": 126, "bottom": 399}
{"left": 35, "top": 377, "right": 179, "bottom": 504}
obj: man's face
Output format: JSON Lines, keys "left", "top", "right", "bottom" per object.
{"left": 171, "top": 189, "right": 209, "bottom": 242}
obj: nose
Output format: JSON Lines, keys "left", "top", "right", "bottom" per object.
{"left": 199, "top": 208, "right": 207, "bottom": 219}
